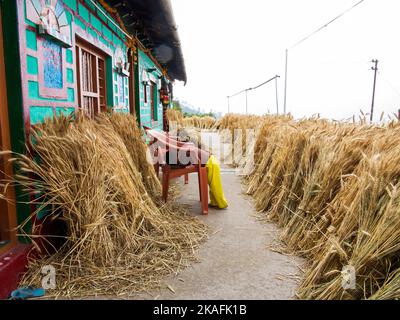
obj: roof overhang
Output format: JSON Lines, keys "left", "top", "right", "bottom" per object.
{"left": 104, "top": 0, "right": 187, "bottom": 83}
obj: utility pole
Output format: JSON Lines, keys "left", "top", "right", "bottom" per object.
{"left": 227, "top": 96, "right": 230, "bottom": 114}
{"left": 282, "top": 1, "right": 366, "bottom": 116}
{"left": 245, "top": 89, "right": 249, "bottom": 115}
{"left": 370, "top": 59, "right": 379, "bottom": 122}
{"left": 283, "top": 49, "right": 288, "bottom": 115}
{"left": 275, "top": 75, "right": 279, "bottom": 115}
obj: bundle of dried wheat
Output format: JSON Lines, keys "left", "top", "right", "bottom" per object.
{"left": 217, "top": 113, "right": 400, "bottom": 299}
{"left": 1, "top": 113, "right": 207, "bottom": 298}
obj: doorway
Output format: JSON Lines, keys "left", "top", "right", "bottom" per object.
{"left": 0, "top": 9, "right": 17, "bottom": 253}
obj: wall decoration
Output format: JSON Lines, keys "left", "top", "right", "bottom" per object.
{"left": 37, "top": 35, "right": 67, "bottom": 99}
{"left": 26, "top": 0, "right": 72, "bottom": 47}
{"left": 115, "top": 47, "right": 130, "bottom": 76}
{"left": 141, "top": 68, "right": 150, "bottom": 86}
{"left": 42, "top": 39, "right": 63, "bottom": 89}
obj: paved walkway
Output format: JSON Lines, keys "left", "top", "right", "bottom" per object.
{"left": 138, "top": 162, "right": 304, "bottom": 300}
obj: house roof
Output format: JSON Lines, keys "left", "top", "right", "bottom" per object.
{"left": 104, "top": 0, "right": 187, "bottom": 83}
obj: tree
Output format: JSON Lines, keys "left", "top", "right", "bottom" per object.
{"left": 172, "top": 100, "right": 182, "bottom": 113}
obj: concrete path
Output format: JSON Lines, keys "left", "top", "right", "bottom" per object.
{"left": 138, "top": 163, "right": 304, "bottom": 300}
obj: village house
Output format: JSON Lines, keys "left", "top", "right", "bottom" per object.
{"left": 0, "top": 0, "right": 186, "bottom": 298}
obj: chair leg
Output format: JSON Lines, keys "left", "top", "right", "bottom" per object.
{"left": 162, "top": 167, "right": 170, "bottom": 202}
{"left": 184, "top": 173, "right": 189, "bottom": 184}
{"left": 198, "top": 170, "right": 202, "bottom": 201}
{"left": 199, "top": 167, "right": 208, "bottom": 215}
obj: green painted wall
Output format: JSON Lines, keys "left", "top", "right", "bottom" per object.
{"left": 1, "top": 0, "right": 174, "bottom": 240}
{"left": 64, "top": 0, "right": 77, "bottom": 11}
{"left": 20, "top": 0, "right": 170, "bottom": 134}
{"left": 23, "top": 0, "right": 131, "bottom": 123}
{"left": 137, "top": 48, "right": 164, "bottom": 130}
{"left": 1, "top": 0, "right": 135, "bottom": 237}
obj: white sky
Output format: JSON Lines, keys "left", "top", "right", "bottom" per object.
{"left": 170, "top": 0, "right": 400, "bottom": 120}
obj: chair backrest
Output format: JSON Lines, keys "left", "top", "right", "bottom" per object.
{"left": 144, "top": 127, "right": 210, "bottom": 165}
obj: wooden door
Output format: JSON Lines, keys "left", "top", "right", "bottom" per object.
{"left": 150, "top": 81, "right": 156, "bottom": 121}
{"left": 76, "top": 39, "right": 107, "bottom": 117}
{"left": 0, "top": 9, "right": 17, "bottom": 252}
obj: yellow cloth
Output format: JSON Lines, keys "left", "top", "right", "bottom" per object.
{"left": 206, "top": 155, "right": 228, "bottom": 209}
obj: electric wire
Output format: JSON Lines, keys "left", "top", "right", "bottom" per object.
{"left": 290, "top": 0, "right": 366, "bottom": 50}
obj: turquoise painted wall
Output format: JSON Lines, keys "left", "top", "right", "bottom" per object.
{"left": 2, "top": 0, "right": 177, "bottom": 242}
{"left": 23, "top": 0, "right": 130, "bottom": 125}
{"left": 137, "top": 48, "right": 164, "bottom": 130}
{"left": 12, "top": 0, "right": 133, "bottom": 236}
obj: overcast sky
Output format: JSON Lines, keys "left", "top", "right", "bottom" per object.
{"left": 170, "top": 0, "right": 400, "bottom": 120}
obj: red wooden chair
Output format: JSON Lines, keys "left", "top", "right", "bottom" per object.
{"left": 144, "top": 127, "right": 210, "bottom": 215}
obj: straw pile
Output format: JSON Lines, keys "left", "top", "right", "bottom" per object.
{"left": 1, "top": 113, "right": 207, "bottom": 298}
{"left": 99, "top": 113, "right": 161, "bottom": 199}
{"left": 220, "top": 114, "right": 400, "bottom": 299}
{"left": 166, "top": 108, "right": 184, "bottom": 127}
{"left": 182, "top": 116, "right": 216, "bottom": 130}
{"left": 166, "top": 109, "right": 217, "bottom": 130}
{"left": 216, "top": 114, "right": 292, "bottom": 167}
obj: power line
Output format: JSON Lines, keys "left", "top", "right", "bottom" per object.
{"left": 228, "top": 88, "right": 248, "bottom": 99}
{"left": 227, "top": 75, "right": 280, "bottom": 98}
{"left": 227, "top": 75, "right": 280, "bottom": 114}
{"left": 378, "top": 71, "right": 400, "bottom": 98}
{"left": 284, "top": 0, "right": 367, "bottom": 114}
{"left": 290, "top": 0, "right": 366, "bottom": 50}
{"left": 252, "top": 75, "right": 280, "bottom": 90}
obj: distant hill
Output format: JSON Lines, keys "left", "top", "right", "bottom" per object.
{"left": 178, "top": 100, "right": 202, "bottom": 115}
{"left": 174, "top": 99, "right": 223, "bottom": 119}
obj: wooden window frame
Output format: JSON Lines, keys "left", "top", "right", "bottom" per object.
{"left": 75, "top": 37, "right": 108, "bottom": 118}
{"left": 150, "top": 81, "right": 156, "bottom": 121}
{"left": 152, "top": 82, "right": 159, "bottom": 121}
{"left": 144, "top": 83, "right": 148, "bottom": 104}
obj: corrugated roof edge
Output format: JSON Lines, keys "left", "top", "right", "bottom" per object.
{"left": 102, "top": 0, "right": 187, "bottom": 84}
{"left": 158, "top": 0, "right": 187, "bottom": 84}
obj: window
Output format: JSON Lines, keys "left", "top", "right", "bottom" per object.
{"left": 118, "top": 75, "right": 124, "bottom": 105}
{"left": 144, "top": 84, "right": 148, "bottom": 104}
{"left": 76, "top": 39, "right": 107, "bottom": 118}
{"left": 149, "top": 81, "right": 158, "bottom": 121}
